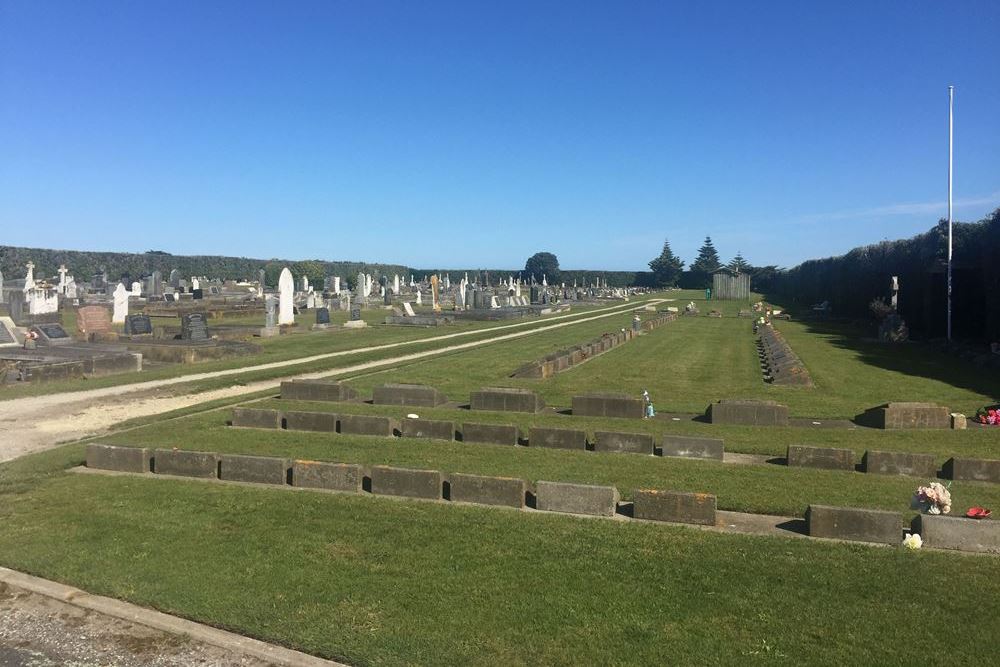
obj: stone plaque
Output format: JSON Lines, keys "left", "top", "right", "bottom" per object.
{"left": 350, "top": 306, "right": 362, "bottom": 321}
{"left": 192, "top": 288, "right": 204, "bottom": 300}
{"left": 77, "top": 305, "right": 112, "bottom": 334}
{"left": 35, "top": 323, "right": 70, "bottom": 341}
{"left": 124, "top": 314, "right": 153, "bottom": 335}
{"left": 315, "top": 307, "right": 330, "bottom": 325}
{"left": 181, "top": 312, "right": 210, "bottom": 340}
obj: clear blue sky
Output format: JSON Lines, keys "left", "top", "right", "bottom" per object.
{"left": 1, "top": 1, "right": 997, "bottom": 271}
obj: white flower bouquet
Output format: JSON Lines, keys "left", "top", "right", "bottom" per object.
{"left": 912, "top": 482, "right": 951, "bottom": 515}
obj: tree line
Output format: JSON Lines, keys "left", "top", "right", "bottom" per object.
{"left": 646, "top": 236, "right": 779, "bottom": 291}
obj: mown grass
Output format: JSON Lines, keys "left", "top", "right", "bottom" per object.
{"left": 0, "top": 447, "right": 997, "bottom": 666}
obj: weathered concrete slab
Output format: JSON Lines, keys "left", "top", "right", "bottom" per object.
{"left": 787, "top": 445, "right": 854, "bottom": 471}
{"left": 535, "top": 481, "right": 619, "bottom": 516}
{"left": 461, "top": 422, "right": 520, "bottom": 446}
{"left": 917, "top": 514, "right": 1000, "bottom": 553}
{"left": 338, "top": 414, "right": 396, "bottom": 437}
{"left": 292, "top": 461, "right": 363, "bottom": 492}
{"left": 594, "top": 431, "right": 654, "bottom": 455}
{"left": 284, "top": 410, "right": 338, "bottom": 433}
{"left": 942, "top": 457, "right": 1000, "bottom": 483}
{"left": 860, "top": 402, "right": 950, "bottom": 429}
{"left": 529, "top": 427, "right": 587, "bottom": 450}
{"left": 370, "top": 465, "right": 442, "bottom": 500}
{"left": 401, "top": 418, "right": 455, "bottom": 441}
{"left": 707, "top": 400, "right": 789, "bottom": 426}
{"left": 572, "top": 393, "right": 644, "bottom": 419}
{"left": 280, "top": 379, "right": 358, "bottom": 402}
{"left": 633, "top": 489, "right": 716, "bottom": 525}
{"left": 449, "top": 473, "right": 525, "bottom": 508}
{"left": 86, "top": 444, "right": 150, "bottom": 473}
{"left": 372, "top": 383, "right": 447, "bottom": 407}
{"left": 661, "top": 435, "right": 724, "bottom": 460}
{"left": 231, "top": 408, "right": 282, "bottom": 429}
{"left": 862, "top": 450, "right": 938, "bottom": 477}
{"left": 219, "top": 454, "right": 288, "bottom": 485}
{"left": 806, "top": 504, "right": 901, "bottom": 545}
{"left": 470, "top": 387, "right": 545, "bottom": 413}
{"left": 153, "top": 449, "right": 218, "bottom": 479}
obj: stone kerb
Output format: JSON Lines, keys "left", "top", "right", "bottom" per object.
{"left": 593, "top": 431, "right": 654, "bottom": 455}
{"left": 461, "top": 422, "right": 520, "bottom": 446}
{"left": 633, "top": 490, "right": 716, "bottom": 525}
{"left": 232, "top": 408, "right": 283, "bottom": 429}
{"left": 219, "top": 454, "right": 289, "bottom": 485}
{"left": 572, "top": 393, "right": 644, "bottom": 419}
{"left": 916, "top": 514, "right": 1000, "bottom": 553}
{"left": 470, "top": 387, "right": 545, "bottom": 413}
{"left": 806, "top": 505, "right": 901, "bottom": 545}
{"left": 861, "top": 450, "right": 938, "bottom": 477}
{"left": 153, "top": 449, "right": 219, "bottom": 479}
{"left": 292, "top": 461, "right": 363, "bottom": 492}
{"left": 661, "top": 435, "right": 724, "bottom": 460}
{"left": 370, "top": 466, "right": 442, "bottom": 500}
{"left": 448, "top": 473, "right": 525, "bottom": 508}
{"left": 859, "top": 402, "right": 951, "bottom": 429}
{"left": 535, "top": 481, "right": 619, "bottom": 517}
{"left": 707, "top": 399, "right": 789, "bottom": 426}
{"left": 942, "top": 457, "right": 1000, "bottom": 483}
{"left": 86, "top": 444, "right": 151, "bottom": 474}
{"left": 401, "top": 418, "right": 455, "bottom": 441}
{"left": 280, "top": 380, "right": 358, "bottom": 402}
{"left": 787, "top": 445, "right": 854, "bottom": 471}
{"left": 372, "top": 383, "right": 447, "bottom": 407}
{"left": 284, "top": 411, "right": 338, "bottom": 433}
{"left": 338, "top": 414, "right": 396, "bottom": 437}
{"left": 529, "top": 427, "right": 587, "bottom": 450}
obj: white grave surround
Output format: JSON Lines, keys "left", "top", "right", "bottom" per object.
{"left": 278, "top": 268, "right": 295, "bottom": 325}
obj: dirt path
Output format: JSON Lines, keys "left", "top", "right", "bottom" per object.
{"left": 0, "top": 300, "right": 662, "bottom": 463}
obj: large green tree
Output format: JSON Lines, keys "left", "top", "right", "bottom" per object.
{"left": 648, "top": 239, "right": 684, "bottom": 287}
{"left": 689, "top": 236, "right": 722, "bottom": 288}
{"left": 727, "top": 252, "right": 751, "bottom": 273}
{"left": 524, "top": 252, "right": 560, "bottom": 283}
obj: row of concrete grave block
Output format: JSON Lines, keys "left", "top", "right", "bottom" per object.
{"left": 84, "top": 444, "right": 716, "bottom": 524}
{"left": 706, "top": 399, "right": 962, "bottom": 431}
{"left": 233, "top": 407, "right": 726, "bottom": 458}
{"left": 807, "top": 505, "right": 1000, "bottom": 553}
{"left": 786, "top": 444, "right": 1000, "bottom": 483}
{"left": 757, "top": 326, "right": 813, "bottom": 387}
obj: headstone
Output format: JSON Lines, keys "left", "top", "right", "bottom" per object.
{"left": 192, "top": 288, "right": 203, "bottom": 299}
{"left": 350, "top": 305, "right": 362, "bottom": 321}
{"left": 264, "top": 295, "right": 278, "bottom": 328}
{"left": 169, "top": 269, "right": 180, "bottom": 287}
{"left": 32, "top": 323, "right": 70, "bottom": 344}
{"left": 150, "top": 270, "right": 163, "bottom": 297}
{"left": 278, "top": 268, "right": 294, "bottom": 325}
{"left": 77, "top": 306, "right": 112, "bottom": 335}
{"left": 355, "top": 272, "right": 366, "bottom": 303}
{"left": 315, "top": 307, "right": 330, "bottom": 325}
{"left": 124, "top": 314, "right": 153, "bottom": 336}
{"left": 415, "top": 290, "right": 422, "bottom": 305}
{"left": 112, "top": 283, "right": 129, "bottom": 323}
{"left": 403, "top": 302, "right": 416, "bottom": 317}
{"left": 181, "top": 312, "right": 210, "bottom": 341}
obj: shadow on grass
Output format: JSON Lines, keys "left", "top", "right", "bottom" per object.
{"left": 775, "top": 518, "right": 808, "bottom": 535}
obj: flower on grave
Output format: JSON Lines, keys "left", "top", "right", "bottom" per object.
{"left": 912, "top": 482, "right": 951, "bottom": 515}
{"left": 975, "top": 405, "right": 1000, "bottom": 425}
{"left": 902, "top": 534, "right": 922, "bottom": 550}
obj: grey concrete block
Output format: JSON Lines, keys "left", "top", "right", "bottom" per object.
{"left": 942, "top": 457, "right": 1000, "bottom": 483}
{"left": 529, "top": 427, "right": 587, "bottom": 451}
{"left": 284, "top": 410, "right": 338, "bottom": 433}
{"left": 153, "top": 449, "right": 218, "bottom": 479}
{"left": 449, "top": 473, "right": 525, "bottom": 508}
{"left": 661, "top": 435, "right": 724, "bottom": 460}
{"left": 280, "top": 380, "right": 357, "bottom": 402}
{"left": 572, "top": 393, "right": 644, "bottom": 419}
{"left": 594, "top": 431, "right": 654, "bottom": 455}
{"left": 86, "top": 444, "right": 150, "bottom": 473}
{"left": 401, "top": 418, "right": 455, "bottom": 441}
{"left": 707, "top": 399, "right": 789, "bottom": 426}
{"left": 219, "top": 454, "right": 288, "bottom": 485}
{"left": 372, "top": 383, "right": 448, "bottom": 407}
{"left": 338, "top": 414, "right": 395, "bottom": 437}
{"left": 633, "top": 489, "right": 716, "bottom": 525}
{"left": 860, "top": 402, "right": 951, "bottom": 429}
{"left": 535, "top": 481, "right": 619, "bottom": 517}
{"left": 469, "top": 387, "right": 545, "bottom": 413}
{"left": 862, "top": 450, "right": 938, "bottom": 477}
{"left": 231, "top": 407, "right": 282, "bottom": 429}
{"left": 917, "top": 514, "right": 1000, "bottom": 554}
{"left": 461, "top": 422, "right": 520, "bottom": 446}
{"left": 806, "top": 504, "right": 901, "bottom": 545}
{"left": 292, "top": 461, "right": 363, "bottom": 492}
{"left": 787, "top": 445, "right": 854, "bottom": 471}
{"left": 371, "top": 465, "right": 442, "bottom": 500}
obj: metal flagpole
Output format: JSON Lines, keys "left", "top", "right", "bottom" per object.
{"left": 947, "top": 86, "right": 954, "bottom": 342}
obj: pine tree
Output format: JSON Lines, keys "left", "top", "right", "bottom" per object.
{"left": 727, "top": 252, "right": 751, "bottom": 273}
{"left": 689, "top": 236, "right": 722, "bottom": 288}
{"left": 648, "top": 239, "right": 684, "bottom": 287}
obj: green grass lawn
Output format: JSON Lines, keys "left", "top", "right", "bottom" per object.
{"left": 0, "top": 446, "right": 998, "bottom": 666}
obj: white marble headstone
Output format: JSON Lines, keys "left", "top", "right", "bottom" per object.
{"left": 112, "top": 283, "right": 129, "bottom": 323}
{"left": 278, "top": 268, "right": 295, "bottom": 325}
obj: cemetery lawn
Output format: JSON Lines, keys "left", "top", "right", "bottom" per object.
{"left": 1, "top": 445, "right": 998, "bottom": 666}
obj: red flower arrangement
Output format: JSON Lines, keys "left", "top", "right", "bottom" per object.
{"left": 976, "top": 405, "right": 1000, "bottom": 425}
